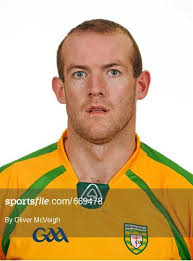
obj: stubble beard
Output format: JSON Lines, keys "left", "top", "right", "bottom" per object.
{"left": 67, "top": 97, "right": 136, "bottom": 145}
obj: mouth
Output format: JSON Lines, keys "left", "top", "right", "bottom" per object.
{"left": 87, "top": 106, "right": 109, "bottom": 114}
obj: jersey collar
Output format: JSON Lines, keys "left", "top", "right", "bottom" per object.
{"left": 57, "top": 129, "right": 141, "bottom": 186}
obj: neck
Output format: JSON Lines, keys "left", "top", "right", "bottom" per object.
{"left": 64, "top": 117, "right": 136, "bottom": 184}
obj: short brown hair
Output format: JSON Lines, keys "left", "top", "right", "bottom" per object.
{"left": 57, "top": 19, "right": 142, "bottom": 82}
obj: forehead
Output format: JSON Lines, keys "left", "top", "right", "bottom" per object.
{"left": 61, "top": 32, "right": 134, "bottom": 67}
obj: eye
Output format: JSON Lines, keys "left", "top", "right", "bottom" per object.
{"left": 108, "top": 69, "right": 120, "bottom": 77}
{"left": 73, "top": 71, "right": 86, "bottom": 79}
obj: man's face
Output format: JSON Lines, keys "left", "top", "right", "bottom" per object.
{"left": 61, "top": 32, "right": 137, "bottom": 144}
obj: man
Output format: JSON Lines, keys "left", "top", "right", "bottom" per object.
{"left": 0, "top": 19, "right": 192, "bottom": 260}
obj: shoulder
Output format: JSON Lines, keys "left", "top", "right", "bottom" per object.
{"left": 0, "top": 142, "right": 57, "bottom": 173}
{"left": 139, "top": 141, "right": 193, "bottom": 187}
{"left": 0, "top": 142, "right": 61, "bottom": 188}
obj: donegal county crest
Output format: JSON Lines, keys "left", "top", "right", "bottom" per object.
{"left": 124, "top": 223, "right": 148, "bottom": 255}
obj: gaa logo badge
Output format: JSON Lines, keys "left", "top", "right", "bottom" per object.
{"left": 124, "top": 223, "right": 148, "bottom": 255}
{"left": 33, "top": 227, "right": 69, "bottom": 243}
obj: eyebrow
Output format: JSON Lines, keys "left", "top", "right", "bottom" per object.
{"left": 103, "top": 63, "right": 123, "bottom": 69}
{"left": 66, "top": 65, "right": 89, "bottom": 74}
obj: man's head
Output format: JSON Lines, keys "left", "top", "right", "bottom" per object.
{"left": 52, "top": 19, "right": 150, "bottom": 144}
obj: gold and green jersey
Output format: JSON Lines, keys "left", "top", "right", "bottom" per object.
{"left": 0, "top": 130, "right": 193, "bottom": 260}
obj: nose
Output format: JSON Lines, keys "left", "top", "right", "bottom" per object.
{"left": 88, "top": 73, "right": 106, "bottom": 97}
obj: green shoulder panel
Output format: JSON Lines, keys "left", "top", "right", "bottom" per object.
{"left": 141, "top": 142, "right": 193, "bottom": 186}
{"left": 0, "top": 142, "right": 57, "bottom": 173}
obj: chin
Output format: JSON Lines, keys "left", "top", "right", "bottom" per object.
{"left": 79, "top": 125, "right": 117, "bottom": 145}
{"left": 70, "top": 114, "right": 133, "bottom": 144}
{"left": 86, "top": 134, "right": 112, "bottom": 145}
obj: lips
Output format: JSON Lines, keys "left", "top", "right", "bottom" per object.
{"left": 87, "top": 106, "right": 109, "bottom": 113}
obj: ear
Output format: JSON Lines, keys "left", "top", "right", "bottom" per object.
{"left": 52, "top": 77, "right": 66, "bottom": 104}
{"left": 136, "top": 70, "right": 151, "bottom": 100}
